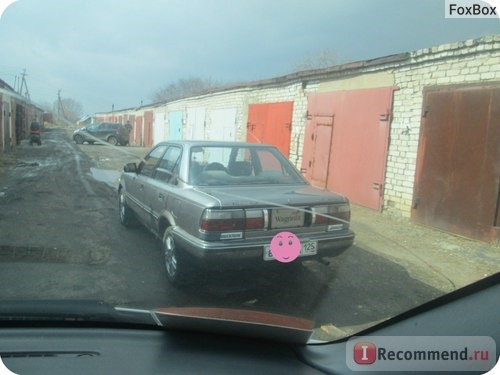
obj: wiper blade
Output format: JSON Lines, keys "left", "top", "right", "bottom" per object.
{"left": 0, "top": 300, "right": 115, "bottom": 322}
{"left": 0, "top": 300, "right": 156, "bottom": 326}
{"left": 153, "top": 307, "right": 314, "bottom": 344}
{"left": 0, "top": 301, "right": 314, "bottom": 343}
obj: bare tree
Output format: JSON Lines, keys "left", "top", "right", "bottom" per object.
{"left": 53, "top": 97, "right": 83, "bottom": 124}
{"left": 151, "top": 77, "right": 221, "bottom": 103}
{"left": 292, "top": 49, "right": 343, "bottom": 72}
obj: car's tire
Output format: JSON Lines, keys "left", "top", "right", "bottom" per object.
{"left": 107, "top": 136, "right": 118, "bottom": 145}
{"left": 74, "top": 134, "right": 84, "bottom": 144}
{"left": 88, "top": 141, "right": 94, "bottom": 145}
{"left": 163, "top": 228, "right": 189, "bottom": 286}
{"left": 118, "top": 189, "right": 137, "bottom": 227}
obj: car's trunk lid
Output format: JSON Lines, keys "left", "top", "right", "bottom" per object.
{"left": 195, "top": 184, "right": 347, "bottom": 209}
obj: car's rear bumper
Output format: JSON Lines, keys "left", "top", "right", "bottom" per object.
{"left": 171, "top": 227, "right": 355, "bottom": 268}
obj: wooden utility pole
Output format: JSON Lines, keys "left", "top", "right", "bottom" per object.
{"left": 57, "top": 89, "right": 67, "bottom": 121}
{"left": 18, "top": 69, "right": 30, "bottom": 100}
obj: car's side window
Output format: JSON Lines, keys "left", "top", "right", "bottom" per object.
{"left": 140, "top": 145, "right": 168, "bottom": 178}
{"left": 155, "top": 146, "right": 182, "bottom": 184}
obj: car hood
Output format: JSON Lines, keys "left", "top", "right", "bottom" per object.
{"left": 194, "top": 184, "right": 348, "bottom": 208}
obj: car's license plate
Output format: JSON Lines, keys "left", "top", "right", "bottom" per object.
{"left": 271, "top": 208, "right": 304, "bottom": 228}
{"left": 263, "top": 241, "right": 317, "bottom": 261}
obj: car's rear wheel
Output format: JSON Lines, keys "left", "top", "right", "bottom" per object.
{"left": 107, "top": 136, "right": 118, "bottom": 145}
{"left": 119, "top": 189, "right": 137, "bottom": 227}
{"left": 74, "top": 134, "right": 84, "bottom": 144}
{"left": 163, "top": 228, "right": 188, "bottom": 286}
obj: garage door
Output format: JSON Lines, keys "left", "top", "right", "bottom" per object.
{"left": 143, "top": 110, "right": 154, "bottom": 147}
{"left": 246, "top": 102, "right": 293, "bottom": 157}
{"left": 301, "top": 88, "right": 394, "bottom": 211}
{"left": 168, "top": 111, "right": 183, "bottom": 140}
{"left": 412, "top": 84, "right": 500, "bottom": 242}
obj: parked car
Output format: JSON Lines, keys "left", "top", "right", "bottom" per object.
{"left": 118, "top": 141, "right": 355, "bottom": 285}
{"left": 73, "top": 122, "right": 130, "bottom": 145}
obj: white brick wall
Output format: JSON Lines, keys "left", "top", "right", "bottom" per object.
{"left": 95, "top": 35, "right": 500, "bottom": 218}
{"left": 150, "top": 83, "right": 310, "bottom": 165}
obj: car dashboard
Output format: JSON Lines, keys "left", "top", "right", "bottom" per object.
{"left": 0, "top": 273, "right": 498, "bottom": 375}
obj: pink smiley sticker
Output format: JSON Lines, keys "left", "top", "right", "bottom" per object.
{"left": 270, "top": 231, "right": 301, "bottom": 263}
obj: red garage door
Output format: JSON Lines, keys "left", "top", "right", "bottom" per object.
{"left": 412, "top": 84, "right": 500, "bottom": 242}
{"left": 301, "top": 87, "right": 395, "bottom": 211}
{"left": 144, "top": 110, "right": 153, "bottom": 147}
{"left": 246, "top": 102, "right": 293, "bottom": 157}
{"left": 134, "top": 116, "right": 143, "bottom": 146}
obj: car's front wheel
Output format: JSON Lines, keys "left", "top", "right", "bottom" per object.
{"left": 107, "top": 136, "right": 118, "bottom": 145}
{"left": 163, "top": 228, "right": 188, "bottom": 286}
{"left": 119, "top": 189, "right": 137, "bottom": 227}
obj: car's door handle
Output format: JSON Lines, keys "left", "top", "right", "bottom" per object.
{"left": 158, "top": 193, "right": 165, "bottom": 200}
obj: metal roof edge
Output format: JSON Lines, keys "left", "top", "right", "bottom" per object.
{"left": 94, "top": 34, "right": 498, "bottom": 116}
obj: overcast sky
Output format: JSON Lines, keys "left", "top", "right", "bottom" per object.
{"left": 0, "top": 0, "right": 498, "bottom": 115}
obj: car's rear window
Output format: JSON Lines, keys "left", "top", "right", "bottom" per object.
{"left": 189, "top": 146, "right": 306, "bottom": 186}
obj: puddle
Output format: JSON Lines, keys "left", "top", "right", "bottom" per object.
{"left": 15, "top": 160, "right": 58, "bottom": 169}
{"left": 90, "top": 167, "right": 120, "bottom": 188}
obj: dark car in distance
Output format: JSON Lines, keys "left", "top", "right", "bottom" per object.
{"left": 73, "top": 122, "right": 130, "bottom": 146}
{"left": 118, "top": 141, "right": 355, "bottom": 285}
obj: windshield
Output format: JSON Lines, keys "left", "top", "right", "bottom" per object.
{"left": 0, "top": 0, "right": 498, "bottom": 346}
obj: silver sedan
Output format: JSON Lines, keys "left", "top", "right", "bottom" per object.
{"left": 118, "top": 141, "right": 354, "bottom": 285}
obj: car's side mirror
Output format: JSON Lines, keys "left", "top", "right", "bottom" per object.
{"left": 124, "top": 163, "right": 138, "bottom": 173}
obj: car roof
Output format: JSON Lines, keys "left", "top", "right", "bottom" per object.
{"left": 92, "top": 122, "right": 120, "bottom": 126}
{"left": 154, "top": 140, "right": 276, "bottom": 148}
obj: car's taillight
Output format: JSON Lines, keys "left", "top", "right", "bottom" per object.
{"left": 312, "top": 204, "right": 350, "bottom": 230}
{"left": 200, "top": 209, "right": 266, "bottom": 233}
{"left": 200, "top": 209, "right": 245, "bottom": 231}
{"left": 245, "top": 209, "right": 266, "bottom": 230}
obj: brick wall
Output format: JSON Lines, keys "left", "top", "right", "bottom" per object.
{"left": 154, "top": 84, "right": 310, "bottom": 165}
{"left": 95, "top": 34, "right": 500, "bottom": 218}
